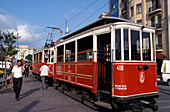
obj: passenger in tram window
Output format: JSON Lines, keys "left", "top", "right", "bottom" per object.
{"left": 39, "top": 62, "right": 49, "bottom": 90}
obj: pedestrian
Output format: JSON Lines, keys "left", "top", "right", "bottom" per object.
{"left": 39, "top": 62, "right": 49, "bottom": 90}
{"left": 24, "top": 62, "right": 30, "bottom": 77}
{"left": 10, "top": 60, "right": 25, "bottom": 101}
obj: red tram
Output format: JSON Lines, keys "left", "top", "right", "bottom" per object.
{"left": 32, "top": 17, "right": 159, "bottom": 111}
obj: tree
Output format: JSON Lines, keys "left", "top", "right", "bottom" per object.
{"left": 0, "top": 30, "right": 20, "bottom": 89}
{"left": 8, "top": 49, "right": 18, "bottom": 56}
{"left": 25, "top": 54, "right": 32, "bottom": 61}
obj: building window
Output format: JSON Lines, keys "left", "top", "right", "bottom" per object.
{"left": 130, "top": 6, "right": 134, "bottom": 17}
{"left": 151, "top": 16, "right": 155, "bottom": 27}
{"left": 136, "top": 3, "right": 142, "bottom": 14}
{"left": 157, "top": 34, "right": 162, "bottom": 48}
{"left": 124, "top": 1, "right": 128, "bottom": 10}
{"left": 152, "top": 0, "right": 161, "bottom": 10}
{"left": 157, "top": 14, "right": 162, "bottom": 28}
{"left": 137, "top": 19, "right": 142, "bottom": 24}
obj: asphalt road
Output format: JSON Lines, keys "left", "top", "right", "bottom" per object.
{"left": 0, "top": 77, "right": 169, "bottom": 112}
{"left": 157, "top": 81, "right": 170, "bottom": 112}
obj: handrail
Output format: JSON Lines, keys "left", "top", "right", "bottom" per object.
{"left": 65, "top": 53, "right": 75, "bottom": 56}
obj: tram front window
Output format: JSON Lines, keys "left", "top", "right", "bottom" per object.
{"left": 124, "top": 29, "right": 129, "bottom": 60}
{"left": 115, "top": 29, "right": 121, "bottom": 60}
{"left": 131, "top": 30, "right": 140, "bottom": 60}
{"left": 142, "top": 32, "right": 151, "bottom": 61}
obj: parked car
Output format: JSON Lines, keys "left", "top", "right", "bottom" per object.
{"left": 161, "top": 60, "right": 170, "bottom": 85}
{"left": 0, "top": 61, "right": 11, "bottom": 69}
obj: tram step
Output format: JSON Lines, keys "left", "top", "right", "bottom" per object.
{"left": 94, "top": 101, "right": 112, "bottom": 110}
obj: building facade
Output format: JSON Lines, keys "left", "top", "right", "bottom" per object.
{"left": 16, "top": 45, "right": 34, "bottom": 60}
{"left": 110, "top": 0, "right": 168, "bottom": 60}
{"left": 168, "top": 0, "right": 170, "bottom": 59}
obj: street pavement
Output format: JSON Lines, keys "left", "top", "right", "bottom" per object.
{"left": 157, "top": 81, "right": 170, "bottom": 112}
{"left": 0, "top": 77, "right": 170, "bottom": 112}
{"left": 0, "top": 76, "right": 96, "bottom": 112}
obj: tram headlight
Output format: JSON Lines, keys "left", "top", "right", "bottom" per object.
{"left": 143, "top": 65, "right": 149, "bottom": 71}
{"left": 138, "top": 66, "right": 142, "bottom": 71}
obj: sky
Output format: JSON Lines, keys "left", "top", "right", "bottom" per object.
{"left": 0, "top": 0, "right": 108, "bottom": 48}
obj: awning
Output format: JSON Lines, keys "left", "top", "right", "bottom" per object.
{"left": 156, "top": 53, "right": 164, "bottom": 59}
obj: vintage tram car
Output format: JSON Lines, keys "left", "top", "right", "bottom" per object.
{"left": 32, "top": 17, "right": 159, "bottom": 111}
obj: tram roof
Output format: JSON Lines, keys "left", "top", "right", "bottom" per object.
{"left": 60, "top": 17, "right": 132, "bottom": 40}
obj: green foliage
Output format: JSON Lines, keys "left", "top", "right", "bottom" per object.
{"left": 25, "top": 54, "right": 32, "bottom": 61}
{"left": 8, "top": 49, "right": 18, "bottom": 56}
{"left": 0, "top": 30, "right": 20, "bottom": 58}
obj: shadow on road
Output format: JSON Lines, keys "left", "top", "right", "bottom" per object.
{"left": 0, "top": 89, "right": 13, "bottom": 94}
{"left": 158, "top": 87, "right": 170, "bottom": 96}
{"left": 18, "top": 100, "right": 40, "bottom": 112}
{"left": 157, "top": 81, "right": 168, "bottom": 86}
{"left": 20, "top": 88, "right": 40, "bottom": 99}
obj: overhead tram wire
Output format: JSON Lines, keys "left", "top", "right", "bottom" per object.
{"left": 57, "top": 0, "right": 99, "bottom": 28}
{"left": 23, "top": 0, "right": 101, "bottom": 45}
{"left": 70, "top": 2, "right": 108, "bottom": 32}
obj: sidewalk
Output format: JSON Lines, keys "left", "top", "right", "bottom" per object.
{"left": 0, "top": 76, "right": 96, "bottom": 112}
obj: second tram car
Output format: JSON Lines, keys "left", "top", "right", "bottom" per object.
{"left": 32, "top": 17, "right": 159, "bottom": 111}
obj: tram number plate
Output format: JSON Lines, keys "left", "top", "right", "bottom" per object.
{"left": 117, "top": 65, "right": 124, "bottom": 71}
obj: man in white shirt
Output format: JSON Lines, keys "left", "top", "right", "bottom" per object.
{"left": 10, "top": 60, "right": 25, "bottom": 101}
{"left": 39, "top": 62, "right": 49, "bottom": 90}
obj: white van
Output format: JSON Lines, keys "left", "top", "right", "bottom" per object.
{"left": 0, "top": 61, "right": 11, "bottom": 69}
{"left": 161, "top": 60, "right": 170, "bottom": 85}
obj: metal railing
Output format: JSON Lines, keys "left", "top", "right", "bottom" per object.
{"left": 121, "top": 7, "right": 128, "bottom": 14}
{"left": 151, "top": 23, "right": 162, "bottom": 29}
{"left": 156, "top": 23, "right": 162, "bottom": 29}
{"left": 149, "top": 4, "right": 161, "bottom": 12}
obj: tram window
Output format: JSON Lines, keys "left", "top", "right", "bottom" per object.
{"left": 39, "top": 52, "right": 42, "bottom": 62}
{"left": 36, "top": 54, "right": 38, "bottom": 62}
{"left": 44, "top": 50, "right": 48, "bottom": 63}
{"left": 115, "top": 29, "right": 121, "bottom": 60}
{"left": 48, "top": 50, "right": 51, "bottom": 63}
{"left": 142, "top": 32, "right": 151, "bottom": 61}
{"left": 152, "top": 33, "right": 156, "bottom": 61}
{"left": 66, "top": 41, "right": 75, "bottom": 62}
{"left": 131, "top": 30, "right": 140, "bottom": 60}
{"left": 78, "top": 36, "right": 93, "bottom": 62}
{"left": 124, "top": 29, "right": 129, "bottom": 60}
{"left": 34, "top": 54, "right": 36, "bottom": 62}
{"left": 57, "top": 45, "right": 64, "bottom": 62}
{"left": 51, "top": 50, "right": 54, "bottom": 63}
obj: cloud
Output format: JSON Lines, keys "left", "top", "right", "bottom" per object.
{"left": 9, "top": 24, "right": 42, "bottom": 42}
{"left": 0, "top": 9, "right": 43, "bottom": 47}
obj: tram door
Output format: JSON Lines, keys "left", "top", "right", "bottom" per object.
{"left": 97, "top": 33, "right": 111, "bottom": 98}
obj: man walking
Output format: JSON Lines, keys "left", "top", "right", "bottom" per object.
{"left": 24, "top": 62, "right": 30, "bottom": 77}
{"left": 10, "top": 60, "right": 24, "bottom": 101}
{"left": 39, "top": 62, "right": 49, "bottom": 90}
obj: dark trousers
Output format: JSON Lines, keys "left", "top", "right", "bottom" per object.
{"left": 25, "top": 70, "right": 29, "bottom": 77}
{"left": 42, "top": 76, "right": 46, "bottom": 90}
{"left": 13, "top": 77, "right": 22, "bottom": 99}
